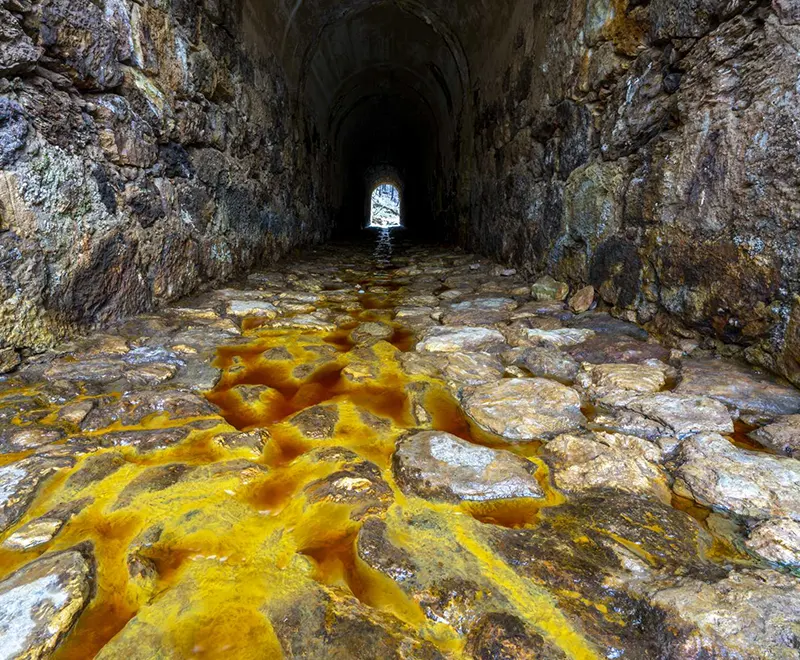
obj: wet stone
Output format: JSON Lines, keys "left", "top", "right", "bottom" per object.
{"left": 68, "top": 426, "right": 200, "bottom": 455}
{"left": 416, "top": 326, "right": 507, "bottom": 353}
{"left": 488, "top": 492, "right": 717, "bottom": 657}
{"left": 578, "top": 362, "right": 668, "bottom": 394}
{"left": 749, "top": 414, "right": 800, "bottom": 457}
{"left": 745, "top": 518, "right": 800, "bottom": 569}
{"left": 541, "top": 432, "right": 671, "bottom": 503}
{"left": 0, "top": 347, "right": 20, "bottom": 374}
{"left": 211, "top": 428, "right": 269, "bottom": 454}
{"left": 43, "top": 358, "right": 125, "bottom": 384}
{"left": 392, "top": 431, "right": 544, "bottom": 503}
{"left": 80, "top": 389, "right": 217, "bottom": 431}
{"left": 674, "top": 433, "right": 800, "bottom": 521}
{"left": 439, "top": 352, "right": 505, "bottom": 391}
{"left": 565, "top": 312, "right": 649, "bottom": 340}
{"left": 0, "top": 547, "right": 95, "bottom": 660}
{"left": 112, "top": 463, "right": 192, "bottom": 510}
{"left": 0, "top": 425, "right": 65, "bottom": 453}
{"left": 304, "top": 459, "right": 393, "bottom": 519}
{"left": 226, "top": 300, "right": 279, "bottom": 319}
{"left": 350, "top": 321, "right": 394, "bottom": 345}
{"left": 0, "top": 456, "right": 74, "bottom": 532}
{"left": 676, "top": 358, "right": 800, "bottom": 417}
{"left": 597, "top": 391, "right": 733, "bottom": 439}
{"left": 286, "top": 404, "right": 339, "bottom": 440}
{"left": 465, "top": 613, "right": 567, "bottom": 660}
{"left": 641, "top": 569, "right": 800, "bottom": 660}
{"left": 512, "top": 327, "right": 595, "bottom": 349}
{"left": 568, "top": 335, "right": 671, "bottom": 364}
{"left": 3, "top": 498, "right": 92, "bottom": 551}
{"left": 65, "top": 452, "right": 127, "bottom": 491}
{"left": 504, "top": 347, "right": 580, "bottom": 383}
{"left": 462, "top": 378, "right": 585, "bottom": 442}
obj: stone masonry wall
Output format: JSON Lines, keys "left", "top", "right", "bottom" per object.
{"left": 0, "top": 0, "right": 329, "bottom": 354}
{"left": 461, "top": 0, "right": 800, "bottom": 385}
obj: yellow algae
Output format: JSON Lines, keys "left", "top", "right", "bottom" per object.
{"left": 449, "top": 519, "right": 602, "bottom": 660}
{"left": 0, "top": 263, "right": 730, "bottom": 660}
{"left": 599, "top": 530, "right": 658, "bottom": 566}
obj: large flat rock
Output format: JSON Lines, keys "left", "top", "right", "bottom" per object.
{"left": 462, "top": 378, "right": 585, "bottom": 442}
{"left": 0, "top": 547, "right": 95, "bottom": 659}
{"left": 392, "top": 431, "right": 543, "bottom": 503}
{"left": 676, "top": 358, "right": 800, "bottom": 417}
{"left": 674, "top": 433, "right": 800, "bottom": 521}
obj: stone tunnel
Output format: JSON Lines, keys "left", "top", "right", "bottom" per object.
{"left": 1, "top": 0, "right": 800, "bottom": 658}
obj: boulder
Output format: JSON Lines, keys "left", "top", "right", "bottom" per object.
{"left": 674, "top": 433, "right": 800, "bottom": 521}
{"left": 542, "top": 432, "right": 670, "bottom": 502}
{"left": 416, "top": 326, "right": 507, "bottom": 353}
{"left": 568, "top": 286, "right": 595, "bottom": 313}
{"left": 392, "top": 431, "right": 544, "bottom": 503}
{"left": 462, "top": 378, "right": 585, "bottom": 442}
{"left": 0, "top": 547, "right": 95, "bottom": 658}
{"left": 531, "top": 276, "right": 569, "bottom": 302}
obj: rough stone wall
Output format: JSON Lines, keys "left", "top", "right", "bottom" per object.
{"left": 461, "top": 0, "right": 800, "bottom": 384}
{"left": 0, "top": 0, "right": 329, "bottom": 352}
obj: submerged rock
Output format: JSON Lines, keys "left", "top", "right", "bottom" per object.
{"left": 392, "top": 431, "right": 543, "bottom": 503}
{"left": 462, "top": 378, "right": 585, "bottom": 442}
{"left": 0, "top": 547, "right": 95, "bottom": 659}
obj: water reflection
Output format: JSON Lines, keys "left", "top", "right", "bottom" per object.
{"left": 374, "top": 227, "right": 393, "bottom": 269}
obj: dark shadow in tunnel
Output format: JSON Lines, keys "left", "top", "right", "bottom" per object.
{"left": 296, "top": 1, "right": 468, "bottom": 242}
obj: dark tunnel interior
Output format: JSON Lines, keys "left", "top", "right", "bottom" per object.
{"left": 297, "top": 2, "right": 469, "bottom": 238}
{"left": 270, "top": 0, "right": 485, "bottom": 239}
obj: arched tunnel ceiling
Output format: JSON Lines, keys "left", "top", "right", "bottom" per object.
{"left": 246, "top": 0, "right": 531, "bottom": 140}
{"left": 241, "top": 0, "right": 535, "bottom": 234}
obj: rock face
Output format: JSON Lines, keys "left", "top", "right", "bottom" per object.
{"left": 0, "top": 0, "right": 328, "bottom": 352}
{"left": 0, "top": 547, "right": 95, "bottom": 659}
{"left": 462, "top": 378, "right": 585, "bottom": 441}
{"left": 459, "top": 0, "right": 800, "bottom": 389}
{"left": 392, "top": 431, "right": 544, "bottom": 503}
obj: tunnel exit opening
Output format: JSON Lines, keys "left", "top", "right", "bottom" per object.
{"left": 368, "top": 182, "right": 403, "bottom": 228}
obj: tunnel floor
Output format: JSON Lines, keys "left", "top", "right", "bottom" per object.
{"left": 1, "top": 235, "right": 800, "bottom": 658}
